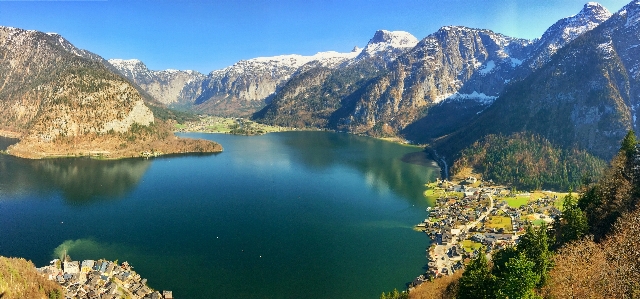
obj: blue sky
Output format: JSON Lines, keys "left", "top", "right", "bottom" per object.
{"left": 0, "top": 0, "right": 630, "bottom": 73}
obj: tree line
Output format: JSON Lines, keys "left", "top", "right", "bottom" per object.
{"left": 453, "top": 133, "right": 607, "bottom": 191}
{"left": 383, "top": 130, "right": 639, "bottom": 298}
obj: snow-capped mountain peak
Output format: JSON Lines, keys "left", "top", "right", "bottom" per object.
{"left": 526, "top": 2, "right": 611, "bottom": 69}
{"left": 368, "top": 30, "right": 418, "bottom": 48}
{"left": 355, "top": 30, "right": 418, "bottom": 62}
{"left": 211, "top": 49, "right": 360, "bottom": 78}
{"left": 108, "top": 59, "right": 150, "bottom": 78}
{"left": 107, "top": 58, "right": 205, "bottom": 106}
{"left": 542, "top": 2, "right": 611, "bottom": 43}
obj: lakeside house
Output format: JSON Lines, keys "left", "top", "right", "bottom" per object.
{"left": 416, "top": 177, "right": 564, "bottom": 283}
{"left": 37, "top": 258, "right": 172, "bottom": 299}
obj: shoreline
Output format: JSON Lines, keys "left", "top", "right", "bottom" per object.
{"left": 37, "top": 257, "right": 173, "bottom": 299}
{"left": 3, "top": 135, "right": 222, "bottom": 160}
{"left": 409, "top": 178, "right": 564, "bottom": 291}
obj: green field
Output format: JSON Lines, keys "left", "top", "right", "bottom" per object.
{"left": 553, "top": 193, "right": 570, "bottom": 210}
{"left": 424, "top": 187, "right": 446, "bottom": 202}
{"left": 461, "top": 240, "right": 483, "bottom": 253}
{"left": 504, "top": 196, "right": 529, "bottom": 208}
{"left": 177, "top": 116, "right": 290, "bottom": 135}
{"left": 532, "top": 219, "right": 547, "bottom": 226}
{"left": 485, "top": 216, "right": 512, "bottom": 232}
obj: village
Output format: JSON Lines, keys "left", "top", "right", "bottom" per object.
{"left": 174, "top": 115, "right": 291, "bottom": 135}
{"left": 410, "top": 176, "right": 565, "bottom": 288}
{"left": 37, "top": 257, "right": 173, "bottom": 299}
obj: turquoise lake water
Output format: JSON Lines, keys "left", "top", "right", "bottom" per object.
{"left": 0, "top": 132, "right": 440, "bottom": 298}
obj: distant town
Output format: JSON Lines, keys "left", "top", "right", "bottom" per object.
{"left": 410, "top": 176, "right": 565, "bottom": 288}
{"left": 174, "top": 116, "right": 292, "bottom": 135}
{"left": 37, "top": 257, "right": 172, "bottom": 299}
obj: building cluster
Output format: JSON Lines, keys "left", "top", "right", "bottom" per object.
{"left": 411, "top": 177, "right": 563, "bottom": 288}
{"left": 37, "top": 258, "right": 173, "bottom": 299}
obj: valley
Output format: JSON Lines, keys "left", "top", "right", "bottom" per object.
{"left": 2, "top": 0, "right": 640, "bottom": 298}
{"left": 174, "top": 115, "right": 293, "bottom": 135}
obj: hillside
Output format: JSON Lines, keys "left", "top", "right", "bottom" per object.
{"left": 407, "top": 131, "right": 640, "bottom": 298}
{"left": 432, "top": 1, "right": 639, "bottom": 169}
{"left": 0, "top": 26, "right": 221, "bottom": 159}
{"left": 452, "top": 133, "right": 607, "bottom": 190}
{"left": 0, "top": 256, "right": 62, "bottom": 299}
{"left": 253, "top": 30, "right": 418, "bottom": 128}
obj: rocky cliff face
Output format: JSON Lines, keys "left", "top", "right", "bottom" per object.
{"left": 434, "top": 1, "right": 640, "bottom": 161}
{"left": 0, "top": 26, "right": 220, "bottom": 158}
{"left": 108, "top": 59, "right": 205, "bottom": 107}
{"left": 253, "top": 30, "right": 418, "bottom": 127}
{"left": 193, "top": 50, "right": 361, "bottom": 116}
{"left": 329, "top": 27, "right": 531, "bottom": 136}
{"left": 403, "top": 2, "right": 613, "bottom": 143}
{"left": 526, "top": 2, "right": 612, "bottom": 70}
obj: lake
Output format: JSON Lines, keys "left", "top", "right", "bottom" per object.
{"left": 0, "top": 131, "right": 440, "bottom": 298}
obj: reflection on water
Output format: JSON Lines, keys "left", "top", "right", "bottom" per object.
{"left": 1, "top": 132, "right": 441, "bottom": 299}
{"left": 0, "top": 136, "right": 19, "bottom": 151}
{"left": 401, "top": 151, "right": 438, "bottom": 167}
{"left": 279, "top": 132, "right": 440, "bottom": 203}
{"left": 0, "top": 156, "right": 150, "bottom": 204}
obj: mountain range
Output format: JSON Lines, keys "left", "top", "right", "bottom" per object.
{"left": 109, "top": 2, "right": 631, "bottom": 159}
{"left": 2, "top": 1, "right": 638, "bottom": 171}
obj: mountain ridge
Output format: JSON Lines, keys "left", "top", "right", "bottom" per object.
{"left": 0, "top": 26, "right": 221, "bottom": 159}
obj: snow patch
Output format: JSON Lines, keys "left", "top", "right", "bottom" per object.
{"left": 353, "top": 30, "right": 418, "bottom": 63}
{"left": 625, "top": 1, "right": 640, "bottom": 27}
{"left": 479, "top": 60, "right": 495, "bottom": 75}
{"left": 597, "top": 40, "right": 615, "bottom": 59}
{"left": 437, "top": 91, "right": 497, "bottom": 105}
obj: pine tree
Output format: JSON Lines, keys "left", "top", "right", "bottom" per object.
{"left": 496, "top": 253, "right": 540, "bottom": 299}
{"left": 458, "top": 252, "right": 495, "bottom": 299}
{"left": 557, "top": 193, "right": 588, "bottom": 245}
{"left": 515, "top": 224, "right": 554, "bottom": 287}
{"left": 620, "top": 130, "right": 637, "bottom": 160}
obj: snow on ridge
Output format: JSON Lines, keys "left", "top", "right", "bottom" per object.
{"left": 353, "top": 29, "right": 417, "bottom": 62}
{"left": 597, "top": 40, "right": 615, "bottom": 58}
{"left": 624, "top": 0, "right": 640, "bottom": 27}
{"left": 367, "top": 30, "right": 418, "bottom": 48}
{"left": 436, "top": 91, "right": 498, "bottom": 105}
{"left": 248, "top": 50, "right": 358, "bottom": 65}
{"left": 108, "top": 59, "right": 146, "bottom": 73}
{"left": 109, "top": 58, "right": 143, "bottom": 65}
{"left": 211, "top": 49, "right": 360, "bottom": 77}
{"left": 109, "top": 58, "right": 201, "bottom": 75}
{"left": 479, "top": 60, "right": 495, "bottom": 75}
